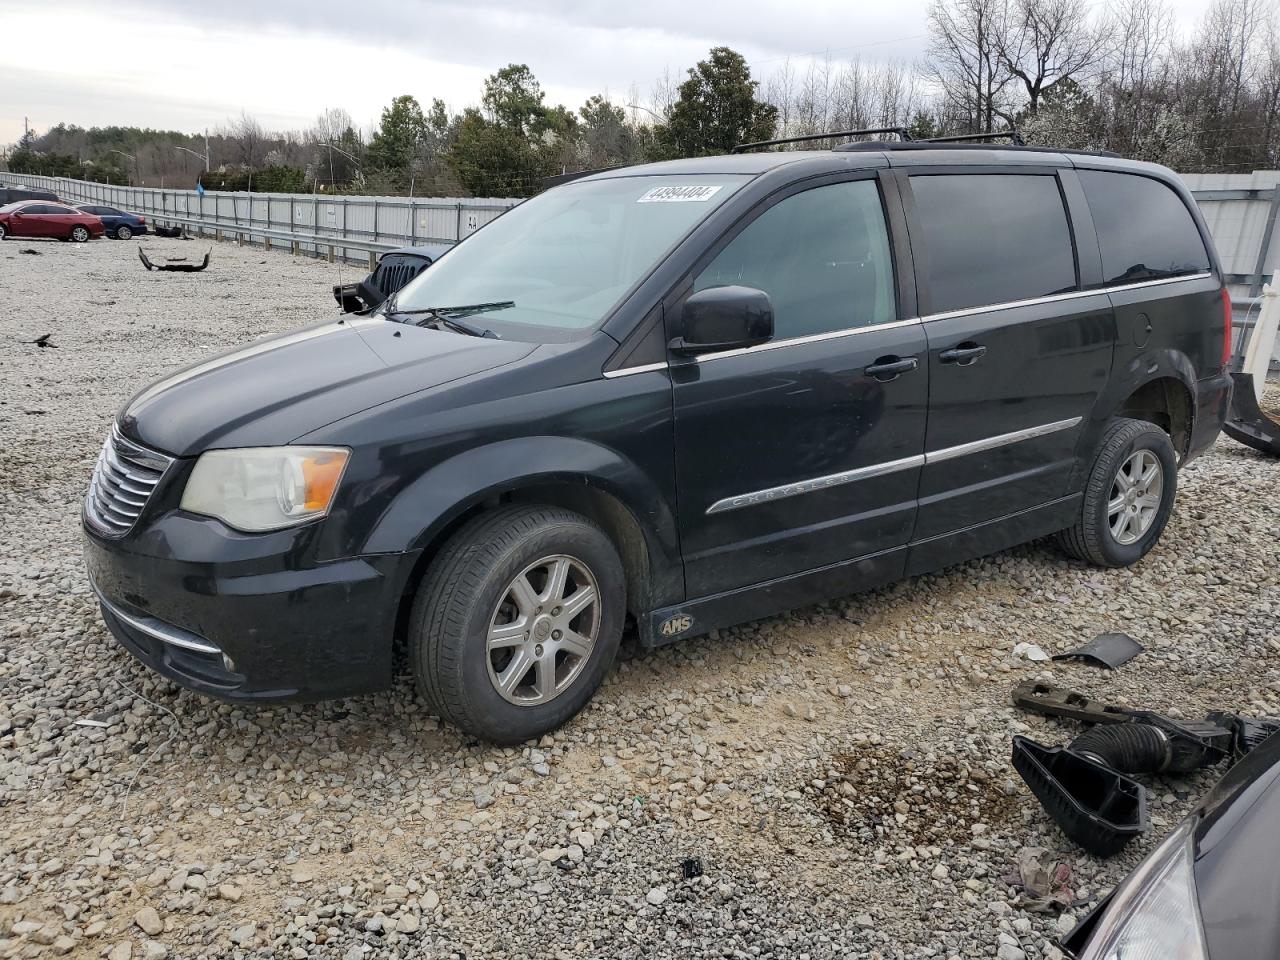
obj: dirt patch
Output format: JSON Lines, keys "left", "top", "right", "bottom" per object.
{"left": 807, "top": 740, "right": 1018, "bottom": 847}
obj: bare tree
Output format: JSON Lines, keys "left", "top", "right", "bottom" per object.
{"left": 927, "top": 0, "right": 1015, "bottom": 131}
{"left": 221, "top": 111, "right": 267, "bottom": 169}
{"left": 997, "top": 0, "right": 1106, "bottom": 115}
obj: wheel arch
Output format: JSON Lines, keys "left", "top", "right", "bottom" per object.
{"left": 365, "top": 436, "right": 683, "bottom": 642}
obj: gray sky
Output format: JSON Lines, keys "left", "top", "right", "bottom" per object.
{"left": 1, "top": 0, "right": 1218, "bottom": 146}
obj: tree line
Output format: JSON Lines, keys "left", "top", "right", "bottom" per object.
{"left": 6, "top": 0, "right": 1280, "bottom": 197}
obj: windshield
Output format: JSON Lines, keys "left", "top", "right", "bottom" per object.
{"left": 390, "top": 175, "right": 748, "bottom": 338}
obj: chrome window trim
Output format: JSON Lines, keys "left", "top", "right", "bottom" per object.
{"left": 602, "top": 361, "right": 668, "bottom": 379}
{"left": 693, "top": 316, "right": 923, "bottom": 363}
{"left": 705, "top": 416, "right": 1083, "bottom": 515}
{"left": 92, "top": 583, "right": 223, "bottom": 655}
{"left": 920, "top": 272, "right": 1214, "bottom": 324}
{"left": 680, "top": 272, "right": 1214, "bottom": 368}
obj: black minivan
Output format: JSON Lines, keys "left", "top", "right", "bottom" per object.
{"left": 83, "top": 141, "right": 1231, "bottom": 742}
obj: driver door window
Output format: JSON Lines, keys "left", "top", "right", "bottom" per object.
{"left": 694, "top": 180, "right": 896, "bottom": 339}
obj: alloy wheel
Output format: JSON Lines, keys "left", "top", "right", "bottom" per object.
{"left": 1107, "top": 449, "right": 1163, "bottom": 545}
{"left": 117, "top": 226, "right": 132, "bottom": 240}
{"left": 71, "top": 226, "right": 89, "bottom": 242}
{"left": 485, "top": 554, "right": 600, "bottom": 706}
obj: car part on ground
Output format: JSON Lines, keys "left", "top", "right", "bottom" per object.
{"left": 333, "top": 244, "right": 449, "bottom": 313}
{"left": 1051, "top": 632, "right": 1145, "bottom": 669}
{"left": 138, "top": 246, "right": 210, "bottom": 272}
{"left": 153, "top": 224, "right": 184, "bottom": 238}
{"left": 1223, "top": 285, "right": 1280, "bottom": 455}
{"left": 1013, "top": 682, "right": 1134, "bottom": 725}
{"left": 1012, "top": 736, "right": 1150, "bottom": 857}
{"left": 1012, "top": 683, "right": 1275, "bottom": 855}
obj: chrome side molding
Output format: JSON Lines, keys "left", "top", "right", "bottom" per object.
{"left": 706, "top": 416, "right": 1083, "bottom": 515}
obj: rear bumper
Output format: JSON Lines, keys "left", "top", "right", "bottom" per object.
{"left": 1188, "top": 372, "right": 1232, "bottom": 463}
{"left": 83, "top": 516, "right": 421, "bottom": 702}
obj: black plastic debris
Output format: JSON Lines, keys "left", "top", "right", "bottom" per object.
{"left": 1012, "top": 682, "right": 1132, "bottom": 725}
{"left": 153, "top": 224, "right": 184, "bottom": 238}
{"left": 1012, "top": 736, "right": 1149, "bottom": 857}
{"left": 680, "top": 858, "right": 703, "bottom": 879}
{"left": 1051, "top": 632, "right": 1144, "bottom": 669}
{"left": 1207, "top": 712, "right": 1280, "bottom": 757}
{"left": 1224, "top": 370, "right": 1280, "bottom": 456}
{"left": 138, "top": 246, "right": 210, "bottom": 272}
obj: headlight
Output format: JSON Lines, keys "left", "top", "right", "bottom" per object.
{"left": 180, "top": 447, "right": 349, "bottom": 532}
{"left": 1079, "top": 818, "right": 1207, "bottom": 960}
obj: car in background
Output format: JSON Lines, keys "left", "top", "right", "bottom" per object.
{"left": 333, "top": 243, "right": 452, "bottom": 313}
{"left": 1062, "top": 730, "right": 1280, "bottom": 958}
{"left": 0, "top": 200, "right": 104, "bottom": 242}
{"left": 76, "top": 204, "right": 148, "bottom": 240}
{"left": 0, "top": 187, "right": 59, "bottom": 205}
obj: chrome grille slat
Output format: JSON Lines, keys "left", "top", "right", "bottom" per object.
{"left": 84, "top": 428, "right": 173, "bottom": 537}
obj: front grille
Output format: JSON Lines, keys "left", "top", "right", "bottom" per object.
{"left": 85, "top": 428, "right": 172, "bottom": 537}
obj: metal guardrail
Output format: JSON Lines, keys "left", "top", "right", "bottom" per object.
{"left": 0, "top": 173, "right": 521, "bottom": 266}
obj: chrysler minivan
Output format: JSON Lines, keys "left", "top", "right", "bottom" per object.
{"left": 83, "top": 138, "right": 1231, "bottom": 742}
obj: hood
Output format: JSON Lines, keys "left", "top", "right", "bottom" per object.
{"left": 120, "top": 317, "right": 535, "bottom": 456}
{"left": 1193, "top": 731, "right": 1280, "bottom": 958}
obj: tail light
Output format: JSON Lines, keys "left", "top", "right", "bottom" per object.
{"left": 1222, "top": 286, "right": 1233, "bottom": 369}
{"left": 138, "top": 216, "right": 146, "bottom": 224}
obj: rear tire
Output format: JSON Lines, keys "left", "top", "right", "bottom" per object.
{"left": 1056, "top": 418, "right": 1177, "bottom": 567}
{"left": 409, "top": 504, "right": 625, "bottom": 743}
{"left": 70, "top": 225, "right": 90, "bottom": 242}
{"left": 115, "top": 225, "right": 133, "bottom": 240}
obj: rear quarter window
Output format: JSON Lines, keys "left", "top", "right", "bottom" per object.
{"left": 1079, "top": 171, "right": 1210, "bottom": 286}
{"left": 911, "top": 173, "right": 1077, "bottom": 314}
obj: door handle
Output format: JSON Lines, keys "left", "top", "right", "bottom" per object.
{"left": 864, "top": 356, "right": 919, "bottom": 381}
{"left": 939, "top": 343, "right": 987, "bottom": 365}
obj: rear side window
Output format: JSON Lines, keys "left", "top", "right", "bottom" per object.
{"left": 1079, "top": 171, "right": 1210, "bottom": 285}
{"left": 694, "top": 179, "right": 896, "bottom": 339}
{"left": 912, "top": 174, "right": 1076, "bottom": 314}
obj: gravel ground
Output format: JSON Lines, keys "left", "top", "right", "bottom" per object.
{"left": 2, "top": 235, "right": 1279, "bottom": 960}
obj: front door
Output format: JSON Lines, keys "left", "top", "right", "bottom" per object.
{"left": 903, "top": 170, "right": 1116, "bottom": 543}
{"left": 670, "top": 174, "right": 928, "bottom": 598}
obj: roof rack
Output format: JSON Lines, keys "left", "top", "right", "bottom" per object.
{"left": 921, "top": 128, "right": 1025, "bottom": 146}
{"left": 732, "top": 127, "right": 913, "bottom": 154}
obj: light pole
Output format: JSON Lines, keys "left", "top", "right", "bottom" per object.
{"left": 324, "top": 141, "right": 362, "bottom": 189}
{"left": 173, "top": 144, "right": 210, "bottom": 171}
{"left": 625, "top": 103, "right": 664, "bottom": 123}
{"left": 109, "top": 149, "right": 139, "bottom": 185}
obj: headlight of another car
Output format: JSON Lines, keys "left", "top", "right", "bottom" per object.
{"left": 1079, "top": 818, "right": 1207, "bottom": 960}
{"left": 180, "top": 447, "right": 349, "bottom": 532}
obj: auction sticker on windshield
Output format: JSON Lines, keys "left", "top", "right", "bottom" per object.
{"left": 637, "top": 185, "right": 724, "bottom": 203}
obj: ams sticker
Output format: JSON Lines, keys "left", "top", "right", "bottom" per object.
{"left": 637, "top": 185, "right": 723, "bottom": 203}
{"left": 659, "top": 614, "right": 694, "bottom": 637}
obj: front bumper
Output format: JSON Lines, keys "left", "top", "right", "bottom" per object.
{"left": 83, "top": 513, "right": 420, "bottom": 702}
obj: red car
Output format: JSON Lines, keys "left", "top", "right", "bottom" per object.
{"left": 0, "top": 200, "right": 104, "bottom": 242}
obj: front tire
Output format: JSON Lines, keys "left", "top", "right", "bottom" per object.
{"left": 115, "top": 225, "right": 133, "bottom": 240}
{"left": 1056, "top": 418, "right": 1178, "bottom": 567}
{"left": 70, "top": 225, "right": 90, "bottom": 242}
{"left": 0, "top": 224, "right": 6, "bottom": 241}
{"left": 410, "top": 505, "right": 625, "bottom": 743}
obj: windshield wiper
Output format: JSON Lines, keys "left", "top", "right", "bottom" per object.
{"left": 382, "top": 300, "right": 514, "bottom": 339}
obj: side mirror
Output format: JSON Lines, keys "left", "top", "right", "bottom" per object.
{"left": 670, "top": 285, "right": 773, "bottom": 356}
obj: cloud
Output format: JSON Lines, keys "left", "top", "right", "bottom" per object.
{"left": 1, "top": 0, "right": 1217, "bottom": 145}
